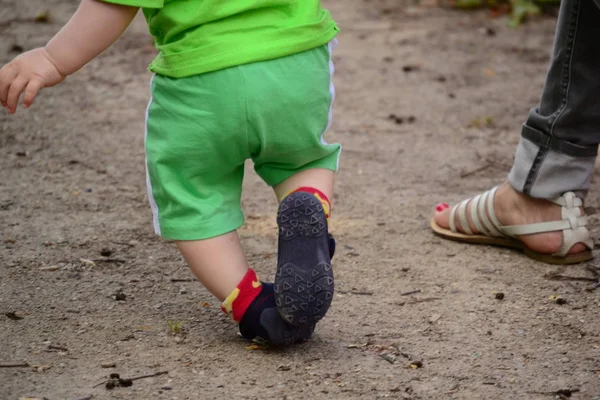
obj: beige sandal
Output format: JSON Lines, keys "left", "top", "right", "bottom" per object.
{"left": 430, "top": 187, "right": 594, "bottom": 264}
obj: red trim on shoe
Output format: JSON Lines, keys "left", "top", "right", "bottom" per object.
{"left": 292, "top": 187, "right": 331, "bottom": 219}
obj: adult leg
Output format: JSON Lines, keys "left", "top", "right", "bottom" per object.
{"left": 434, "top": 0, "right": 599, "bottom": 259}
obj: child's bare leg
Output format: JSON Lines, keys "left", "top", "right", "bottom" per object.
{"left": 274, "top": 169, "right": 334, "bottom": 202}
{"left": 272, "top": 168, "right": 336, "bottom": 327}
{"left": 176, "top": 231, "right": 249, "bottom": 301}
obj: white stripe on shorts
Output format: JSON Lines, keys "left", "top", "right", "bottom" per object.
{"left": 144, "top": 74, "right": 161, "bottom": 235}
{"left": 323, "top": 38, "right": 342, "bottom": 170}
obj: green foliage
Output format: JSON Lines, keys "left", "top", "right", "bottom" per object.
{"left": 167, "top": 320, "right": 185, "bottom": 335}
{"left": 451, "top": 0, "right": 560, "bottom": 27}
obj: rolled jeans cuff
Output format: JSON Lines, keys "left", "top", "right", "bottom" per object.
{"left": 508, "top": 128, "right": 597, "bottom": 199}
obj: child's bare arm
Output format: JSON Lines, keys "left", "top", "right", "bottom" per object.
{"left": 0, "top": 0, "right": 139, "bottom": 114}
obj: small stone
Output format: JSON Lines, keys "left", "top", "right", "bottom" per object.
{"left": 161, "top": 386, "right": 172, "bottom": 390}
{"left": 100, "top": 248, "right": 113, "bottom": 257}
{"left": 119, "top": 378, "right": 133, "bottom": 387}
{"left": 101, "top": 362, "right": 116, "bottom": 368}
{"left": 560, "top": 357, "right": 570, "bottom": 363}
{"left": 556, "top": 297, "right": 567, "bottom": 305}
{"left": 429, "top": 314, "right": 441, "bottom": 323}
{"left": 379, "top": 352, "right": 396, "bottom": 363}
{"left": 402, "top": 65, "right": 419, "bottom": 73}
{"left": 179, "top": 288, "right": 187, "bottom": 295}
{"left": 277, "top": 365, "right": 291, "bottom": 371}
{"left": 478, "top": 27, "right": 496, "bottom": 36}
{"left": 114, "top": 290, "right": 126, "bottom": 301}
{"left": 495, "top": 292, "right": 505, "bottom": 300}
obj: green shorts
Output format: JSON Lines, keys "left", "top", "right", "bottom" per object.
{"left": 145, "top": 41, "right": 341, "bottom": 241}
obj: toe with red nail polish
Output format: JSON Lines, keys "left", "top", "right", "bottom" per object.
{"left": 435, "top": 203, "right": 449, "bottom": 212}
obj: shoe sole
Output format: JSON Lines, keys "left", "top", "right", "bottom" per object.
{"left": 274, "top": 192, "right": 334, "bottom": 326}
{"left": 260, "top": 308, "right": 315, "bottom": 346}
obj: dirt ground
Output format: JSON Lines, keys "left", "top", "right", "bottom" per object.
{"left": 1, "top": 1, "right": 599, "bottom": 399}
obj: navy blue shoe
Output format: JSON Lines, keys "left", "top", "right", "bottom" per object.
{"left": 329, "top": 234, "right": 336, "bottom": 259}
{"left": 274, "top": 192, "right": 334, "bottom": 327}
{"left": 238, "top": 283, "right": 314, "bottom": 346}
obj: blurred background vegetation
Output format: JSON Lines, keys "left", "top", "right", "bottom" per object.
{"left": 443, "top": 0, "right": 561, "bottom": 26}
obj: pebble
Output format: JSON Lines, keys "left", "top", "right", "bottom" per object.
{"left": 101, "top": 362, "right": 116, "bottom": 368}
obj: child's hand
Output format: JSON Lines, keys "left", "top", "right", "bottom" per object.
{"left": 0, "top": 48, "right": 65, "bottom": 114}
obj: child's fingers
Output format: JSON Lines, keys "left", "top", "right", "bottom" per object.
{"left": 0, "top": 64, "right": 18, "bottom": 107}
{"left": 22, "top": 78, "right": 44, "bottom": 108}
{"left": 6, "top": 76, "right": 28, "bottom": 113}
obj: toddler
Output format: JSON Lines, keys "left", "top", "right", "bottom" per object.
{"left": 0, "top": 0, "right": 341, "bottom": 345}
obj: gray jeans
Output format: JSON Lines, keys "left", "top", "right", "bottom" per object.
{"left": 508, "top": 0, "right": 600, "bottom": 199}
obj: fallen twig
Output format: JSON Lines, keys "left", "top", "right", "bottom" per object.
{"left": 0, "top": 362, "right": 29, "bottom": 368}
{"left": 460, "top": 163, "right": 492, "bottom": 178}
{"left": 110, "top": 240, "right": 134, "bottom": 246}
{"left": 400, "top": 289, "right": 421, "bottom": 296}
{"left": 93, "top": 370, "right": 168, "bottom": 388}
{"left": 47, "top": 344, "right": 69, "bottom": 352}
{"left": 411, "top": 297, "right": 442, "bottom": 304}
{"left": 544, "top": 273, "right": 597, "bottom": 282}
{"left": 131, "top": 371, "right": 169, "bottom": 381}
{"left": 90, "top": 258, "right": 126, "bottom": 264}
{"left": 337, "top": 290, "right": 374, "bottom": 296}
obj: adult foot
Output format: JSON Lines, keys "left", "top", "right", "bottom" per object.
{"left": 433, "top": 182, "right": 589, "bottom": 256}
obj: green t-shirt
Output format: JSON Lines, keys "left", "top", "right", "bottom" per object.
{"left": 103, "top": 0, "right": 339, "bottom": 78}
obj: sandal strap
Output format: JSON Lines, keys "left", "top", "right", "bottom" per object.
{"left": 457, "top": 199, "right": 473, "bottom": 235}
{"left": 449, "top": 187, "right": 503, "bottom": 237}
{"left": 502, "top": 216, "right": 588, "bottom": 236}
{"left": 556, "top": 192, "right": 593, "bottom": 256}
{"left": 469, "top": 194, "right": 487, "bottom": 234}
{"left": 501, "top": 191, "right": 593, "bottom": 257}
{"left": 447, "top": 189, "right": 594, "bottom": 257}
{"left": 482, "top": 186, "right": 504, "bottom": 236}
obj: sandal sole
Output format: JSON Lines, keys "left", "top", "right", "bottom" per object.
{"left": 274, "top": 192, "right": 334, "bottom": 327}
{"left": 431, "top": 219, "right": 593, "bottom": 265}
